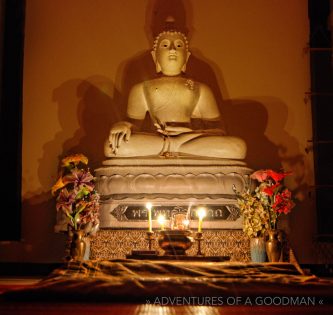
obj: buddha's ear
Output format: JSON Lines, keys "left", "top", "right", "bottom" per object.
{"left": 151, "top": 50, "right": 162, "bottom": 73}
{"left": 181, "top": 51, "right": 191, "bottom": 73}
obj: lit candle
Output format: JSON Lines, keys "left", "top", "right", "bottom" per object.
{"left": 157, "top": 214, "right": 165, "bottom": 230}
{"left": 197, "top": 207, "right": 206, "bottom": 233}
{"left": 183, "top": 219, "right": 190, "bottom": 230}
{"left": 146, "top": 202, "right": 152, "bottom": 232}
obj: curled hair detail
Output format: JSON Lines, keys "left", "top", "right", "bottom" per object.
{"left": 153, "top": 31, "right": 189, "bottom": 51}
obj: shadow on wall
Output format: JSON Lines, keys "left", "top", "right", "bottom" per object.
{"left": 52, "top": 76, "right": 121, "bottom": 170}
{"left": 222, "top": 97, "right": 312, "bottom": 260}
{"left": 8, "top": 77, "right": 120, "bottom": 262}
{"left": 223, "top": 99, "right": 280, "bottom": 170}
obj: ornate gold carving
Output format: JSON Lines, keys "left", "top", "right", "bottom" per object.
{"left": 90, "top": 229, "right": 251, "bottom": 262}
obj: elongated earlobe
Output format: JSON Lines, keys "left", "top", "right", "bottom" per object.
{"left": 151, "top": 50, "right": 162, "bottom": 73}
{"left": 181, "top": 51, "right": 191, "bottom": 73}
{"left": 156, "top": 63, "right": 162, "bottom": 73}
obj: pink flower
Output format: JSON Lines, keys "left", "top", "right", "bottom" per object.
{"left": 63, "top": 169, "right": 94, "bottom": 191}
{"left": 250, "top": 170, "right": 269, "bottom": 182}
{"left": 251, "top": 169, "right": 292, "bottom": 184}
{"left": 56, "top": 188, "right": 76, "bottom": 214}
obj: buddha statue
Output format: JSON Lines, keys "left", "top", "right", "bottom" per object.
{"left": 104, "top": 29, "right": 246, "bottom": 159}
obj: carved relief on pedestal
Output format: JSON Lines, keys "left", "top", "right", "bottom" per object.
{"left": 97, "top": 171, "right": 248, "bottom": 196}
{"left": 95, "top": 158, "right": 252, "bottom": 229}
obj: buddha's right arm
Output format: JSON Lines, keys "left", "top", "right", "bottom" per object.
{"left": 108, "top": 118, "right": 144, "bottom": 154}
{"left": 108, "top": 83, "right": 147, "bottom": 154}
{"left": 108, "top": 121, "right": 133, "bottom": 154}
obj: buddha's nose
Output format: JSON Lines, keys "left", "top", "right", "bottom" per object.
{"left": 169, "top": 42, "right": 176, "bottom": 50}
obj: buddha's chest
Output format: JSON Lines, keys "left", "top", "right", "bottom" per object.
{"left": 144, "top": 78, "right": 199, "bottom": 119}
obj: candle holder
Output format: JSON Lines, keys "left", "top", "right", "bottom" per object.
{"left": 195, "top": 232, "right": 204, "bottom": 256}
{"left": 158, "top": 230, "right": 194, "bottom": 255}
{"left": 145, "top": 231, "right": 155, "bottom": 250}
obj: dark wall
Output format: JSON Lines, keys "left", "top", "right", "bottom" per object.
{"left": 308, "top": 0, "right": 333, "bottom": 236}
{"left": 0, "top": 0, "right": 25, "bottom": 240}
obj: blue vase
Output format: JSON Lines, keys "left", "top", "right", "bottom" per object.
{"left": 250, "top": 237, "right": 266, "bottom": 262}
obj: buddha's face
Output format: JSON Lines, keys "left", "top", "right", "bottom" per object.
{"left": 151, "top": 32, "right": 190, "bottom": 76}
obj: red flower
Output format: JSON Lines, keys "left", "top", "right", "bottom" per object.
{"left": 267, "top": 170, "right": 291, "bottom": 183}
{"left": 272, "top": 189, "right": 295, "bottom": 214}
{"left": 263, "top": 183, "right": 280, "bottom": 196}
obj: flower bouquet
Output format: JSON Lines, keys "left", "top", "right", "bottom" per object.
{"left": 249, "top": 169, "right": 295, "bottom": 230}
{"left": 52, "top": 154, "right": 100, "bottom": 232}
{"left": 234, "top": 169, "right": 295, "bottom": 235}
{"left": 234, "top": 169, "right": 295, "bottom": 262}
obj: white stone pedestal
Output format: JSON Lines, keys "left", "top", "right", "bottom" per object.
{"left": 95, "top": 157, "right": 252, "bottom": 230}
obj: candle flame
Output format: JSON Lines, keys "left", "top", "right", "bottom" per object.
{"left": 197, "top": 207, "right": 206, "bottom": 219}
{"left": 157, "top": 214, "right": 165, "bottom": 225}
{"left": 146, "top": 202, "right": 152, "bottom": 210}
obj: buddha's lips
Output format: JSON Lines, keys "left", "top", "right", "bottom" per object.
{"left": 169, "top": 54, "right": 177, "bottom": 60}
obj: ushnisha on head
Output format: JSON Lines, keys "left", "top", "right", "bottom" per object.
{"left": 151, "top": 30, "right": 191, "bottom": 76}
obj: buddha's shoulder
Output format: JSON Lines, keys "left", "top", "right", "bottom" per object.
{"left": 130, "top": 78, "right": 212, "bottom": 96}
{"left": 142, "top": 77, "right": 206, "bottom": 90}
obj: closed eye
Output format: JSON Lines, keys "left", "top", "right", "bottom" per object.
{"left": 175, "top": 40, "right": 184, "bottom": 48}
{"left": 160, "top": 39, "right": 170, "bottom": 49}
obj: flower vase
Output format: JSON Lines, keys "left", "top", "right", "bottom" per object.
{"left": 265, "top": 229, "right": 283, "bottom": 262}
{"left": 70, "top": 229, "right": 86, "bottom": 260}
{"left": 250, "top": 237, "right": 266, "bottom": 262}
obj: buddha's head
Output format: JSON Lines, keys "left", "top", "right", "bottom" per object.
{"left": 151, "top": 30, "right": 191, "bottom": 76}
